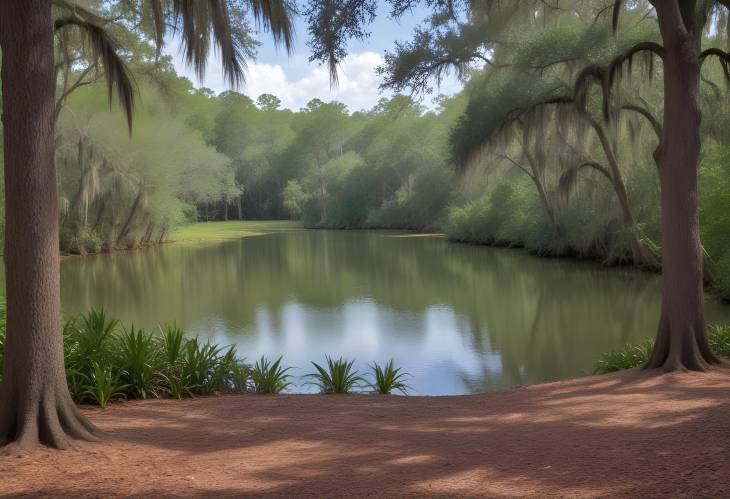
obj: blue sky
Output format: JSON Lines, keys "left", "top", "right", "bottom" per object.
{"left": 166, "top": 4, "right": 463, "bottom": 111}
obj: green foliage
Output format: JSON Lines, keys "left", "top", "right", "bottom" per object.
{"left": 306, "top": 356, "right": 365, "bottom": 394}
{"left": 1, "top": 307, "right": 253, "bottom": 406}
{"left": 60, "top": 226, "right": 104, "bottom": 255}
{"left": 369, "top": 360, "right": 410, "bottom": 395}
{"left": 65, "top": 309, "right": 119, "bottom": 384}
{"left": 117, "top": 326, "right": 160, "bottom": 399}
{"left": 708, "top": 325, "right": 730, "bottom": 358}
{"left": 83, "top": 362, "right": 128, "bottom": 409}
{"left": 593, "top": 340, "right": 654, "bottom": 374}
{"left": 250, "top": 356, "right": 293, "bottom": 394}
{"left": 282, "top": 180, "right": 309, "bottom": 219}
{"left": 594, "top": 326, "right": 730, "bottom": 374}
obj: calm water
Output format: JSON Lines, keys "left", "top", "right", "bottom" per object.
{"left": 25, "top": 229, "right": 730, "bottom": 394}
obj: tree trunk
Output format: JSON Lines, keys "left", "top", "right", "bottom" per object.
{"left": 117, "top": 188, "right": 143, "bottom": 246}
{"left": 590, "top": 118, "right": 655, "bottom": 266}
{"left": 0, "top": 0, "right": 99, "bottom": 450}
{"left": 645, "top": 1, "right": 718, "bottom": 371}
{"left": 237, "top": 196, "right": 243, "bottom": 220}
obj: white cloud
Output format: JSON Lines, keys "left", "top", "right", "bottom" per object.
{"left": 166, "top": 40, "right": 463, "bottom": 112}
{"left": 243, "top": 52, "right": 386, "bottom": 111}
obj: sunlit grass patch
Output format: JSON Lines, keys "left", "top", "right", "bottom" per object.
{"left": 169, "top": 220, "right": 303, "bottom": 244}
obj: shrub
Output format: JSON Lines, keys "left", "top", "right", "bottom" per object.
{"left": 593, "top": 340, "right": 654, "bottom": 374}
{"left": 60, "top": 226, "right": 103, "bottom": 255}
{"left": 84, "top": 362, "right": 128, "bottom": 408}
{"left": 117, "top": 326, "right": 161, "bottom": 399}
{"left": 369, "top": 359, "right": 410, "bottom": 395}
{"left": 594, "top": 325, "right": 730, "bottom": 374}
{"left": 250, "top": 356, "right": 293, "bottom": 394}
{"left": 306, "top": 356, "right": 365, "bottom": 394}
{"left": 708, "top": 324, "right": 730, "bottom": 358}
{"left": 65, "top": 308, "right": 119, "bottom": 384}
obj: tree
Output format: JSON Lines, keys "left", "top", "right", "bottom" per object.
{"left": 610, "top": 0, "right": 729, "bottom": 370}
{"left": 372, "top": 0, "right": 730, "bottom": 371}
{"left": 257, "top": 93, "right": 283, "bottom": 111}
{"left": 0, "top": 0, "right": 293, "bottom": 450}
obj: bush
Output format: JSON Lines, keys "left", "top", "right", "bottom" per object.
{"left": 708, "top": 324, "right": 730, "bottom": 358}
{"left": 593, "top": 340, "right": 654, "bottom": 374}
{"left": 60, "top": 226, "right": 103, "bottom": 254}
{"left": 594, "top": 326, "right": 730, "bottom": 374}
{"left": 369, "top": 360, "right": 410, "bottom": 395}
{"left": 306, "top": 356, "right": 365, "bottom": 394}
{"left": 250, "top": 356, "right": 293, "bottom": 394}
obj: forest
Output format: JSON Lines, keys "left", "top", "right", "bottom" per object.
{"left": 2, "top": 2, "right": 730, "bottom": 495}
{"left": 1, "top": 1, "right": 727, "bottom": 299}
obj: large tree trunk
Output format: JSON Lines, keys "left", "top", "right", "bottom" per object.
{"left": 645, "top": 1, "right": 718, "bottom": 371}
{"left": 0, "top": 0, "right": 99, "bottom": 450}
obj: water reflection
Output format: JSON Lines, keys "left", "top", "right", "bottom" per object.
{"left": 30, "top": 230, "right": 730, "bottom": 394}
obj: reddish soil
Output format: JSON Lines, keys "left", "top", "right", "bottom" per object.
{"left": 1, "top": 367, "right": 729, "bottom": 498}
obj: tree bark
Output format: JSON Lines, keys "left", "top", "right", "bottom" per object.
{"left": 645, "top": 0, "right": 718, "bottom": 371}
{"left": 0, "top": 0, "right": 99, "bottom": 450}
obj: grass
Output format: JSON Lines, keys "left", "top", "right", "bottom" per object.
{"left": 369, "top": 359, "right": 411, "bottom": 395}
{"left": 593, "top": 340, "right": 655, "bottom": 374}
{"left": 594, "top": 325, "right": 730, "bottom": 374}
{"left": 169, "top": 220, "right": 302, "bottom": 244}
{"left": 306, "top": 356, "right": 365, "bottom": 394}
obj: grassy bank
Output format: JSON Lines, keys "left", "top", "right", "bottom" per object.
{"left": 169, "top": 220, "right": 303, "bottom": 244}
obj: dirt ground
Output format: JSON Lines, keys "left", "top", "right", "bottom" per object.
{"left": 1, "top": 367, "right": 729, "bottom": 498}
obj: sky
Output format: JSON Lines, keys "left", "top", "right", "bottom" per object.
{"left": 166, "top": 4, "right": 464, "bottom": 112}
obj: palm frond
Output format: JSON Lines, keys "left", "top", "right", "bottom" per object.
{"left": 168, "top": 0, "right": 293, "bottom": 87}
{"left": 54, "top": 15, "right": 136, "bottom": 134}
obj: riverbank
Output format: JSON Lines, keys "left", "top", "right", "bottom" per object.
{"left": 168, "top": 220, "right": 303, "bottom": 244}
{"left": 2, "top": 367, "right": 728, "bottom": 497}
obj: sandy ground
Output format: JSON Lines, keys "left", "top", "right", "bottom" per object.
{"left": 1, "top": 368, "right": 729, "bottom": 498}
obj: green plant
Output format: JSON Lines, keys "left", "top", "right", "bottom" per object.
{"left": 306, "top": 356, "right": 364, "bottom": 394}
{"left": 369, "top": 359, "right": 411, "bottom": 395}
{"left": 250, "top": 356, "right": 292, "bottom": 394}
{"left": 65, "top": 308, "right": 119, "bottom": 380}
{"left": 117, "top": 325, "right": 161, "bottom": 399}
{"left": 593, "top": 340, "right": 654, "bottom": 374}
{"left": 182, "top": 337, "right": 223, "bottom": 395}
{"left": 211, "top": 345, "right": 244, "bottom": 393}
{"left": 83, "top": 362, "right": 128, "bottom": 409}
{"left": 158, "top": 325, "right": 186, "bottom": 366}
{"left": 709, "top": 324, "right": 730, "bottom": 358}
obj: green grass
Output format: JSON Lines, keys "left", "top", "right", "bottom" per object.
{"left": 169, "top": 220, "right": 302, "bottom": 244}
{"left": 594, "top": 325, "right": 730, "bottom": 374}
{"left": 593, "top": 340, "right": 655, "bottom": 374}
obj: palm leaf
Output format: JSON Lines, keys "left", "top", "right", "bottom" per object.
{"left": 54, "top": 14, "right": 136, "bottom": 134}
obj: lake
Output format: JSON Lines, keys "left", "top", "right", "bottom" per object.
{"left": 47, "top": 228, "right": 730, "bottom": 394}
